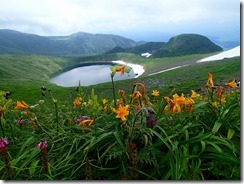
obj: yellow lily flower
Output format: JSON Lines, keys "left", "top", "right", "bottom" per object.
{"left": 151, "top": 90, "right": 160, "bottom": 97}
{"left": 102, "top": 98, "right": 108, "bottom": 105}
{"left": 191, "top": 90, "right": 200, "bottom": 98}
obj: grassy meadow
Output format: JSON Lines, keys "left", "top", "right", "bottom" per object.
{"left": 0, "top": 53, "right": 241, "bottom": 180}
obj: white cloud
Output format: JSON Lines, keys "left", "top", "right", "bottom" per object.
{"left": 0, "top": 0, "right": 240, "bottom": 41}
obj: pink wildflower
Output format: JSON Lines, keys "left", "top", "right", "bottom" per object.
{"left": 36, "top": 140, "right": 47, "bottom": 153}
{"left": 0, "top": 137, "right": 9, "bottom": 150}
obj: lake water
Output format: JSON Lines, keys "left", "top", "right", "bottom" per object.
{"left": 49, "top": 64, "right": 136, "bottom": 87}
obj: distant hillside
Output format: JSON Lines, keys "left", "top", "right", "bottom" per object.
{"left": 0, "top": 29, "right": 139, "bottom": 56}
{"left": 153, "top": 34, "right": 223, "bottom": 57}
{"left": 106, "top": 42, "right": 165, "bottom": 54}
{"left": 107, "top": 34, "right": 223, "bottom": 58}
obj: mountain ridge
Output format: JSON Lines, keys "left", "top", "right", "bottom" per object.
{"left": 0, "top": 29, "right": 223, "bottom": 57}
{"left": 106, "top": 34, "right": 223, "bottom": 57}
{"left": 0, "top": 29, "right": 139, "bottom": 56}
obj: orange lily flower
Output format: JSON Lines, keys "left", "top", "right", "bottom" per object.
{"left": 134, "top": 83, "right": 145, "bottom": 98}
{"left": 132, "top": 91, "right": 142, "bottom": 99}
{"left": 206, "top": 72, "right": 214, "bottom": 87}
{"left": 113, "top": 104, "right": 129, "bottom": 121}
{"left": 165, "top": 93, "right": 194, "bottom": 113}
{"left": 118, "top": 90, "right": 126, "bottom": 102}
{"left": 225, "top": 79, "right": 237, "bottom": 88}
{"left": 73, "top": 97, "right": 82, "bottom": 108}
{"left": 115, "top": 65, "right": 125, "bottom": 76}
{"left": 78, "top": 119, "right": 94, "bottom": 128}
{"left": 15, "top": 101, "right": 28, "bottom": 110}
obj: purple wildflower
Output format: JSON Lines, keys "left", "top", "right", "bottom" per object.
{"left": 76, "top": 116, "right": 90, "bottom": 124}
{"left": 0, "top": 137, "right": 9, "bottom": 150}
{"left": 146, "top": 117, "right": 158, "bottom": 128}
{"left": 36, "top": 140, "right": 47, "bottom": 153}
{"left": 15, "top": 119, "right": 24, "bottom": 126}
{"left": 36, "top": 140, "right": 49, "bottom": 173}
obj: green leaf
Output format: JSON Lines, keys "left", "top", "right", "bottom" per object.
{"left": 151, "top": 128, "right": 172, "bottom": 152}
{"left": 206, "top": 141, "right": 222, "bottom": 153}
{"left": 211, "top": 120, "right": 222, "bottom": 133}
{"left": 227, "top": 128, "right": 235, "bottom": 140}
{"left": 181, "top": 133, "right": 212, "bottom": 145}
{"left": 185, "top": 129, "right": 189, "bottom": 141}
{"left": 29, "top": 160, "right": 39, "bottom": 176}
{"left": 200, "top": 141, "right": 206, "bottom": 154}
{"left": 17, "top": 136, "right": 35, "bottom": 157}
{"left": 113, "top": 131, "right": 126, "bottom": 151}
{"left": 12, "top": 148, "right": 40, "bottom": 178}
{"left": 1, "top": 116, "right": 6, "bottom": 124}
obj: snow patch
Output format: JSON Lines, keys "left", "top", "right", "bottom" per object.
{"left": 197, "top": 46, "right": 240, "bottom": 63}
{"left": 141, "top": 52, "right": 152, "bottom": 57}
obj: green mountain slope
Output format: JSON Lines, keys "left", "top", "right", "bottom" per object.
{"left": 106, "top": 34, "right": 223, "bottom": 58}
{"left": 106, "top": 42, "right": 165, "bottom": 54}
{"left": 153, "top": 34, "right": 223, "bottom": 57}
{"left": 0, "top": 29, "right": 139, "bottom": 56}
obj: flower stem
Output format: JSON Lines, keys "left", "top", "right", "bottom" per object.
{"left": 111, "top": 76, "right": 117, "bottom": 108}
{"left": 0, "top": 117, "right": 5, "bottom": 137}
{"left": 54, "top": 102, "right": 59, "bottom": 135}
{"left": 35, "top": 119, "right": 53, "bottom": 139}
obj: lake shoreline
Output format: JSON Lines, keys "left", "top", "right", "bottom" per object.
{"left": 49, "top": 61, "right": 118, "bottom": 78}
{"left": 49, "top": 60, "right": 145, "bottom": 79}
{"left": 49, "top": 61, "right": 139, "bottom": 87}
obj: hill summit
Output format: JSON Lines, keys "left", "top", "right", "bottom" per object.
{"left": 107, "top": 34, "right": 223, "bottom": 58}
{"left": 152, "top": 34, "right": 223, "bottom": 57}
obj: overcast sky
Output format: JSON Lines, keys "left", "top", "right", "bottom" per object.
{"left": 0, "top": 0, "right": 240, "bottom": 42}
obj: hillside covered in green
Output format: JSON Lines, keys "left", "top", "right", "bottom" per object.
{"left": 0, "top": 30, "right": 223, "bottom": 58}
{"left": 153, "top": 34, "right": 223, "bottom": 57}
{"left": 0, "top": 29, "right": 139, "bottom": 56}
{"left": 107, "top": 34, "right": 223, "bottom": 58}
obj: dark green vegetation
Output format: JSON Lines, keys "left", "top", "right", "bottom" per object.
{"left": 0, "top": 45, "right": 240, "bottom": 180}
{"left": 106, "top": 42, "right": 165, "bottom": 54}
{"left": 0, "top": 29, "right": 138, "bottom": 56}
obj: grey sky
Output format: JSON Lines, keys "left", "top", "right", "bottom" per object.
{"left": 0, "top": 0, "right": 240, "bottom": 42}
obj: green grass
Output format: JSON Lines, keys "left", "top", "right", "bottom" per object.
{"left": 0, "top": 54, "right": 76, "bottom": 80}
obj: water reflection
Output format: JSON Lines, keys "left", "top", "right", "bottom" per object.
{"left": 49, "top": 65, "right": 135, "bottom": 87}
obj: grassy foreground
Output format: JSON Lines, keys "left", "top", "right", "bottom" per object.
{"left": 0, "top": 53, "right": 241, "bottom": 180}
